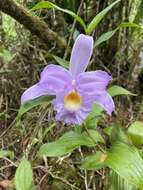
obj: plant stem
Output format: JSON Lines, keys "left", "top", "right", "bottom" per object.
{"left": 84, "top": 127, "right": 105, "bottom": 153}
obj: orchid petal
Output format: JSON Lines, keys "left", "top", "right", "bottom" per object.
{"left": 40, "top": 64, "right": 72, "bottom": 85}
{"left": 21, "top": 83, "right": 52, "bottom": 104}
{"left": 21, "top": 64, "right": 72, "bottom": 104}
{"left": 93, "top": 92, "right": 115, "bottom": 115}
{"left": 69, "top": 34, "right": 93, "bottom": 77}
{"left": 76, "top": 70, "right": 112, "bottom": 95}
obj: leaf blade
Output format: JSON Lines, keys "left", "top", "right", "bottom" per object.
{"left": 108, "top": 85, "right": 136, "bottom": 97}
{"left": 94, "top": 22, "right": 140, "bottom": 47}
{"left": 86, "top": 0, "right": 120, "bottom": 34}
{"left": 38, "top": 130, "right": 104, "bottom": 157}
{"left": 0, "top": 150, "right": 14, "bottom": 159}
{"left": 17, "top": 95, "right": 53, "bottom": 120}
{"left": 110, "top": 171, "right": 137, "bottom": 190}
{"left": 53, "top": 55, "right": 69, "bottom": 69}
{"left": 128, "top": 121, "right": 143, "bottom": 146}
{"left": 81, "top": 151, "right": 107, "bottom": 170}
{"left": 15, "top": 158, "right": 33, "bottom": 190}
{"left": 31, "top": 1, "right": 87, "bottom": 32}
{"left": 105, "top": 142, "right": 143, "bottom": 189}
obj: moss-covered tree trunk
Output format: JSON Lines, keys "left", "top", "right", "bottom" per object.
{"left": 0, "top": 0, "right": 67, "bottom": 49}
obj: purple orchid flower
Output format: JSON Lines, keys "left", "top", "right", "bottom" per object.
{"left": 21, "top": 34, "right": 115, "bottom": 125}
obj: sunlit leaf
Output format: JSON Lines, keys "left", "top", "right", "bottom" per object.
{"left": 15, "top": 158, "right": 33, "bottom": 190}
{"left": 17, "top": 95, "right": 53, "bottom": 120}
{"left": 128, "top": 121, "right": 143, "bottom": 146}
{"left": 38, "top": 130, "right": 104, "bottom": 157}
{"left": 86, "top": 0, "right": 120, "bottom": 34}
{"left": 108, "top": 85, "right": 136, "bottom": 97}
{"left": 81, "top": 151, "right": 107, "bottom": 170}
{"left": 31, "top": 1, "right": 87, "bottom": 32}
{"left": 105, "top": 142, "right": 143, "bottom": 189}
{"left": 110, "top": 171, "right": 137, "bottom": 190}
{"left": 53, "top": 55, "right": 69, "bottom": 69}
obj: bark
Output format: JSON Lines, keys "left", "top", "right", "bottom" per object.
{"left": 0, "top": 0, "right": 67, "bottom": 49}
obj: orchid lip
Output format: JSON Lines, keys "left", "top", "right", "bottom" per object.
{"left": 64, "top": 91, "right": 82, "bottom": 111}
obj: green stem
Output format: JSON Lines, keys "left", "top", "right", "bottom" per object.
{"left": 84, "top": 126, "right": 105, "bottom": 153}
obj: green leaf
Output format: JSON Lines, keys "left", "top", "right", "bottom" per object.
{"left": 119, "top": 22, "right": 140, "bottom": 29}
{"left": 94, "top": 22, "right": 140, "bottom": 47}
{"left": 86, "top": 0, "right": 120, "bottom": 34}
{"left": 0, "top": 69, "right": 13, "bottom": 74}
{"left": 110, "top": 171, "right": 137, "bottom": 190}
{"left": 15, "top": 158, "right": 33, "bottom": 190}
{"left": 38, "top": 130, "right": 104, "bottom": 157}
{"left": 94, "top": 29, "right": 117, "bottom": 47}
{"left": 53, "top": 55, "right": 69, "bottom": 69}
{"left": 31, "top": 1, "right": 87, "bottom": 32}
{"left": 110, "top": 126, "right": 131, "bottom": 144}
{"left": 103, "top": 126, "right": 114, "bottom": 136}
{"left": 128, "top": 121, "right": 143, "bottom": 146}
{"left": 0, "top": 150, "right": 14, "bottom": 159}
{"left": 17, "top": 95, "right": 53, "bottom": 120}
{"left": 28, "top": 182, "right": 36, "bottom": 190}
{"left": 85, "top": 103, "right": 103, "bottom": 129}
{"left": 105, "top": 142, "right": 143, "bottom": 189}
{"left": 108, "top": 85, "right": 136, "bottom": 97}
{"left": 81, "top": 151, "right": 107, "bottom": 170}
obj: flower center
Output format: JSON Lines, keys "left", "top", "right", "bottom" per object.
{"left": 64, "top": 91, "right": 82, "bottom": 111}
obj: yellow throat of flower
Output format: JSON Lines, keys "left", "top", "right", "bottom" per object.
{"left": 64, "top": 91, "right": 82, "bottom": 111}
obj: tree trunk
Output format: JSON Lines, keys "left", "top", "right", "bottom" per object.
{"left": 0, "top": 0, "right": 67, "bottom": 49}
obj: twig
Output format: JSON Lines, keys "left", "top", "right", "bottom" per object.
{"left": 49, "top": 171, "right": 81, "bottom": 190}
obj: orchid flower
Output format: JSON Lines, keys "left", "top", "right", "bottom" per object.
{"left": 21, "top": 34, "right": 115, "bottom": 125}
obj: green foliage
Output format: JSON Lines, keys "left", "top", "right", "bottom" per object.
{"left": 15, "top": 158, "right": 33, "bottom": 190}
{"left": 108, "top": 85, "right": 136, "bottom": 97}
{"left": 86, "top": 0, "right": 120, "bottom": 34}
{"left": 31, "top": 1, "right": 87, "bottom": 32}
{"left": 119, "top": 22, "right": 140, "bottom": 28}
{"left": 85, "top": 103, "right": 103, "bottom": 129}
{"left": 105, "top": 142, "right": 143, "bottom": 189}
{"left": 2, "top": 13, "right": 17, "bottom": 39}
{"left": 108, "top": 125, "right": 131, "bottom": 144}
{"left": 81, "top": 151, "right": 107, "bottom": 170}
{"left": 94, "top": 22, "right": 140, "bottom": 47}
{"left": 17, "top": 95, "right": 53, "bottom": 121}
{"left": 94, "top": 29, "right": 118, "bottom": 47}
{"left": 31, "top": 0, "right": 121, "bottom": 34}
{"left": 38, "top": 130, "right": 104, "bottom": 157}
{"left": 110, "top": 171, "right": 137, "bottom": 190}
{"left": 53, "top": 55, "right": 69, "bottom": 69}
{"left": 0, "top": 150, "right": 14, "bottom": 159}
{"left": 0, "top": 47, "right": 15, "bottom": 63}
{"left": 128, "top": 121, "right": 143, "bottom": 146}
